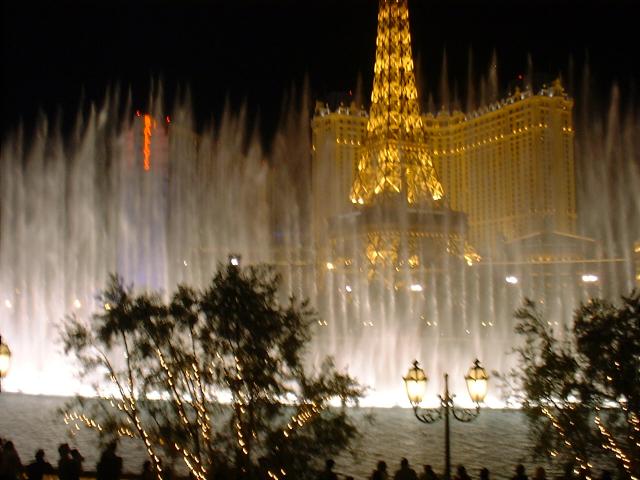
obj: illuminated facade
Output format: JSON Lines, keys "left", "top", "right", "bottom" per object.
{"left": 311, "top": 102, "right": 367, "bottom": 260}
{"left": 428, "top": 81, "right": 576, "bottom": 257}
{"left": 312, "top": 43, "right": 576, "bottom": 261}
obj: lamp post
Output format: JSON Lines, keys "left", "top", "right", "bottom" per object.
{"left": 0, "top": 335, "right": 11, "bottom": 393}
{"left": 403, "top": 359, "right": 489, "bottom": 480}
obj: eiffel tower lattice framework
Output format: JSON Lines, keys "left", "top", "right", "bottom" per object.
{"left": 350, "top": 0, "right": 444, "bottom": 206}
{"left": 312, "top": 0, "right": 477, "bottom": 281}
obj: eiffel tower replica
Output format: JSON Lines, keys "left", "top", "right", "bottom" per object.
{"left": 326, "top": 0, "right": 476, "bottom": 281}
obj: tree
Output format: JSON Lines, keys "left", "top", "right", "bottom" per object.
{"left": 61, "top": 262, "right": 364, "bottom": 480}
{"left": 504, "top": 292, "right": 640, "bottom": 479}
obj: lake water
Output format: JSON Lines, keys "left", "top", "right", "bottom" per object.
{"left": 0, "top": 393, "right": 558, "bottom": 479}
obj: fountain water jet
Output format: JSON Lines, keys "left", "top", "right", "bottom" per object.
{"left": 1, "top": 77, "right": 638, "bottom": 406}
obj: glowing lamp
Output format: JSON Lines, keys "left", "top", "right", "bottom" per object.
{"left": 409, "top": 284, "right": 423, "bottom": 292}
{"left": 465, "top": 359, "right": 489, "bottom": 404}
{"left": 0, "top": 336, "right": 11, "bottom": 389}
{"left": 581, "top": 274, "right": 598, "bottom": 283}
{"left": 229, "top": 255, "right": 241, "bottom": 267}
{"left": 505, "top": 275, "right": 518, "bottom": 285}
{"left": 404, "top": 361, "right": 428, "bottom": 406}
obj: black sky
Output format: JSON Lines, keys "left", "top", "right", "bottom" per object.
{"left": 2, "top": 0, "right": 639, "bottom": 142}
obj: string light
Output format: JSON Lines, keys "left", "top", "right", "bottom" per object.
{"left": 172, "top": 441, "right": 207, "bottom": 480}
{"left": 594, "top": 407, "right": 638, "bottom": 480}
{"left": 64, "top": 317, "right": 353, "bottom": 480}
{"left": 156, "top": 348, "right": 192, "bottom": 427}
{"left": 540, "top": 406, "right": 591, "bottom": 478}
{"left": 63, "top": 410, "right": 104, "bottom": 433}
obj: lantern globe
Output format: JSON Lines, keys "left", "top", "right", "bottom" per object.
{"left": 465, "top": 359, "right": 489, "bottom": 403}
{"left": 403, "top": 360, "right": 428, "bottom": 405}
{"left": 0, "top": 338, "right": 11, "bottom": 378}
{"left": 228, "top": 254, "right": 241, "bottom": 267}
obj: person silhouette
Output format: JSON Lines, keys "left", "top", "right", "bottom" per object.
{"left": 420, "top": 465, "right": 439, "bottom": 480}
{"left": 97, "top": 442, "right": 123, "bottom": 480}
{"left": 534, "top": 467, "right": 547, "bottom": 480}
{"left": 0, "top": 441, "right": 23, "bottom": 480}
{"left": 317, "top": 459, "right": 338, "bottom": 480}
{"left": 26, "top": 449, "right": 54, "bottom": 480}
{"left": 57, "top": 444, "right": 73, "bottom": 480}
{"left": 371, "top": 461, "right": 389, "bottom": 480}
{"left": 454, "top": 465, "right": 471, "bottom": 480}
{"left": 394, "top": 458, "right": 418, "bottom": 480}
{"left": 69, "top": 449, "right": 84, "bottom": 480}
{"left": 512, "top": 465, "right": 529, "bottom": 480}
{"left": 140, "top": 461, "right": 155, "bottom": 480}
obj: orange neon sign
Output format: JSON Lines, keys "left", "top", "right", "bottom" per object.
{"left": 143, "top": 114, "right": 153, "bottom": 171}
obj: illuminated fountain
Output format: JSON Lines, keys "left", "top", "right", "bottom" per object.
{"left": 308, "top": 0, "right": 638, "bottom": 405}
{"left": 0, "top": 98, "right": 278, "bottom": 395}
{"left": 1, "top": 2, "right": 638, "bottom": 404}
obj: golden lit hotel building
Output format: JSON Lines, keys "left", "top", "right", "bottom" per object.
{"left": 311, "top": 101, "right": 367, "bottom": 253}
{"left": 312, "top": 80, "right": 576, "bottom": 259}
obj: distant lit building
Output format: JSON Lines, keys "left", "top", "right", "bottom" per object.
{"left": 311, "top": 101, "right": 367, "bottom": 261}
{"left": 312, "top": 81, "right": 576, "bottom": 261}
{"left": 427, "top": 83, "right": 576, "bottom": 258}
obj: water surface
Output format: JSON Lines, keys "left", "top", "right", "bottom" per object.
{"left": 1, "top": 393, "right": 555, "bottom": 480}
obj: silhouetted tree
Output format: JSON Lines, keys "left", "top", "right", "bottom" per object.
{"left": 61, "top": 262, "right": 363, "bottom": 480}
{"left": 504, "top": 292, "right": 639, "bottom": 478}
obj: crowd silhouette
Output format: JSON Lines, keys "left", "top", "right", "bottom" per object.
{"left": 0, "top": 438, "right": 620, "bottom": 480}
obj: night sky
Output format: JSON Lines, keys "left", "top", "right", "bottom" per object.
{"left": 2, "top": 0, "right": 639, "bottom": 144}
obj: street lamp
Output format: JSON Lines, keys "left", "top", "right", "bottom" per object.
{"left": 0, "top": 335, "right": 11, "bottom": 393}
{"left": 228, "top": 254, "right": 241, "bottom": 267}
{"left": 403, "top": 359, "right": 489, "bottom": 480}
